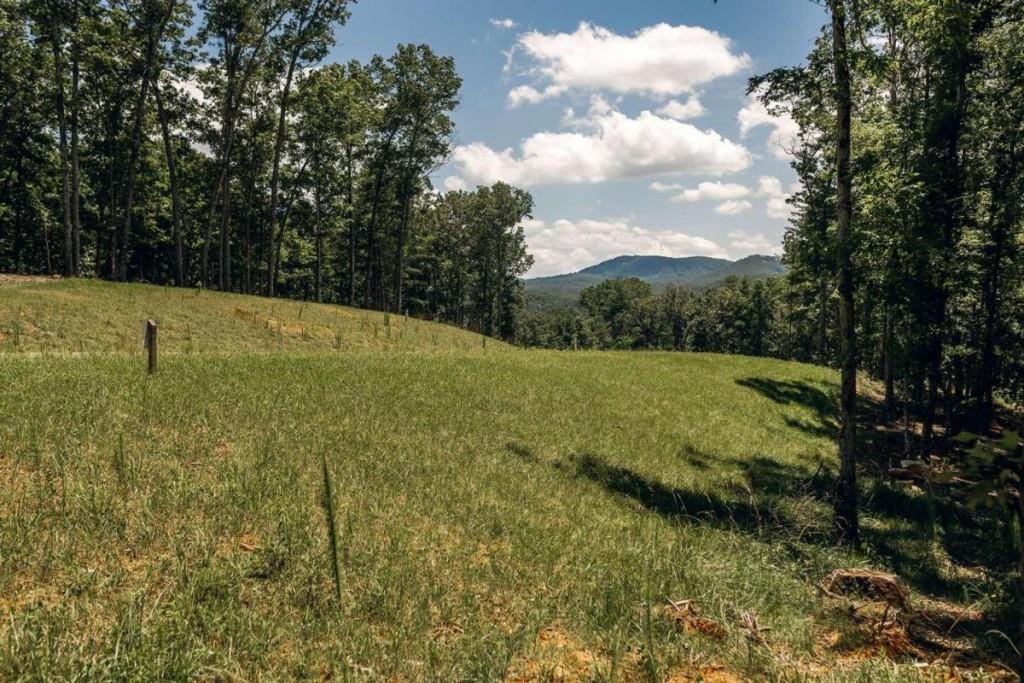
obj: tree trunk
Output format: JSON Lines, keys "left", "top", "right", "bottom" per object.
{"left": 364, "top": 135, "right": 395, "bottom": 309}
{"left": 118, "top": 17, "right": 166, "bottom": 282}
{"left": 70, "top": 7, "right": 81, "bottom": 276}
{"left": 155, "top": 79, "right": 185, "bottom": 286}
{"left": 818, "top": 276, "right": 828, "bottom": 364}
{"left": 243, "top": 138, "right": 257, "bottom": 295}
{"left": 974, "top": 156, "right": 1017, "bottom": 429}
{"left": 393, "top": 186, "right": 412, "bottom": 313}
{"left": 105, "top": 116, "right": 117, "bottom": 278}
{"left": 830, "top": 0, "right": 859, "bottom": 545}
{"left": 218, "top": 138, "right": 233, "bottom": 290}
{"left": 266, "top": 51, "right": 300, "bottom": 297}
{"left": 883, "top": 305, "right": 896, "bottom": 415}
{"left": 314, "top": 180, "right": 323, "bottom": 303}
{"left": 270, "top": 160, "right": 309, "bottom": 289}
{"left": 202, "top": 45, "right": 236, "bottom": 289}
{"left": 118, "top": 66, "right": 154, "bottom": 281}
{"left": 49, "top": 11, "right": 73, "bottom": 277}
{"left": 347, "top": 145, "right": 355, "bottom": 306}
{"left": 393, "top": 122, "right": 422, "bottom": 314}
{"left": 118, "top": 97, "right": 146, "bottom": 280}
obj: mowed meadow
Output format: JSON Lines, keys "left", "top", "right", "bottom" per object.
{"left": 0, "top": 279, "right": 1013, "bottom": 681}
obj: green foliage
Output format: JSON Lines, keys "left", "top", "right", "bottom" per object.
{"left": 752, "top": 0, "right": 1024, "bottom": 438}
{"left": 948, "top": 430, "right": 1023, "bottom": 511}
{"left": 0, "top": 0, "right": 535, "bottom": 340}
{"left": 408, "top": 182, "right": 533, "bottom": 339}
{"left": 320, "top": 453, "right": 343, "bottom": 602}
{"left": 521, "top": 276, "right": 787, "bottom": 357}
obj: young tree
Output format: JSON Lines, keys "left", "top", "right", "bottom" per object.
{"left": 829, "top": 0, "right": 860, "bottom": 544}
{"left": 388, "top": 44, "right": 460, "bottom": 313}
{"left": 198, "top": 0, "right": 287, "bottom": 289}
{"left": 264, "top": 0, "right": 350, "bottom": 297}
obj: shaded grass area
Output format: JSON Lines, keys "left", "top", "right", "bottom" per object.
{"left": 1, "top": 350, "right": 1014, "bottom": 680}
{"left": 736, "top": 375, "right": 1017, "bottom": 605}
{"left": 0, "top": 277, "right": 501, "bottom": 353}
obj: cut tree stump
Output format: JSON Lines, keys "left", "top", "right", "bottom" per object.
{"left": 821, "top": 568, "right": 910, "bottom": 609}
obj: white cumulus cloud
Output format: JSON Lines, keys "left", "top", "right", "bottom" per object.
{"left": 508, "top": 22, "right": 750, "bottom": 106}
{"left": 755, "top": 175, "right": 800, "bottom": 220}
{"left": 755, "top": 175, "right": 784, "bottom": 197}
{"left": 507, "top": 84, "right": 567, "bottom": 107}
{"left": 649, "top": 181, "right": 685, "bottom": 193}
{"left": 443, "top": 175, "right": 469, "bottom": 192}
{"left": 446, "top": 105, "right": 751, "bottom": 188}
{"left": 667, "top": 181, "right": 751, "bottom": 203}
{"left": 728, "top": 230, "right": 783, "bottom": 256}
{"left": 656, "top": 96, "right": 707, "bottom": 121}
{"left": 490, "top": 18, "right": 518, "bottom": 29}
{"left": 738, "top": 92, "right": 800, "bottom": 161}
{"left": 524, "top": 217, "right": 729, "bottom": 277}
{"left": 715, "top": 200, "right": 752, "bottom": 215}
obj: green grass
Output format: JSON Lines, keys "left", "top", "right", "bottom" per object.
{"left": 0, "top": 277, "right": 501, "bottom": 353}
{"left": 0, "top": 279, "right": 1012, "bottom": 681}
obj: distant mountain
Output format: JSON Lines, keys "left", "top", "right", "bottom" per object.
{"left": 523, "top": 254, "right": 785, "bottom": 309}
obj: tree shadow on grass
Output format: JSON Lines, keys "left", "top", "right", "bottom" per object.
{"left": 530, "top": 440, "right": 1002, "bottom": 604}
{"left": 734, "top": 376, "right": 1020, "bottom": 666}
{"left": 736, "top": 377, "right": 837, "bottom": 420}
{"left": 734, "top": 375, "right": 943, "bottom": 471}
{"left": 733, "top": 377, "right": 1014, "bottom": 587}
{"left": 497, "top": 377, "right": 1018, "bottom": 667}
{"left": 567, "top": 452, "right": 774, "bottom": 532}
{"left": 507, "top": 375, "right": 1013, "bottom": 607}
{"left": 554, "top": 446, "right": 1015, "bottom": 666}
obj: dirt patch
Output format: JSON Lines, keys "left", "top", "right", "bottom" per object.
{"left": 818, "top": 576, "right": 1017, "bottom": 680}
{"left": 665, "top": 666, "right": 743, "bottom": 683}
{"left": 0, "top": 580, "right": 61, "bottom": 616}
{"left": 431, "top": 620, "right": 464, "bottom": 643}
{"left": 505, "top": 624, "right": 608, "bottom": 682}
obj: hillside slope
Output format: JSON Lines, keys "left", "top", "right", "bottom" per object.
{"left": 0, "top": 279, "right": 1005, "bottom": 681}
{"left": 0, "top": 277, "right": 500, "bottom": 353}
{"left": 524, "top": 254, "right": 785, "bottom": 308}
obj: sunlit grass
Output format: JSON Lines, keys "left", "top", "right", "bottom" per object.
{"left": 0, "top": 281, "right": 1009, "bottom": 681}
{"left": 0, "top": 277, "right": 502, "bottom": 353}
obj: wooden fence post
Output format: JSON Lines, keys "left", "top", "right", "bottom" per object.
{"left": 145, "top": 319, "right": 157, "bottom": 374}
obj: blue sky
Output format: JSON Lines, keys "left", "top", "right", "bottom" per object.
{"left": 328, "top": 0, "right": 827, "bottom": 276}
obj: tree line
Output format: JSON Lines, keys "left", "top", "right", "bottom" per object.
{"left": 517, "top": 276, "right": 782, "bottom": 357}
{"left": 770, "top": 0, "right": 1024, "bottom": 542}
{"left": 0, "top": 0, "right": 534, "bottom": 338}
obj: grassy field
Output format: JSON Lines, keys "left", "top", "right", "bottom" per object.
{"left": 0, "top": 279, "right": 1014, "bottom": 681}
{"left": 0, "top": 277, "right": 500, "bottom": 353}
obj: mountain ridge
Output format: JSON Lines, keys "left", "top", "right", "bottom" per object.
{"left": 524, "top": 254, "right": 786, "bottom": 309}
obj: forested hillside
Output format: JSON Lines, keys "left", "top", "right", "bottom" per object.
{"left": 522, "top": 254, "right": 785, "bottom": 307}
{"left": 0, "top": 2, "right": 532, "bottom": 339}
